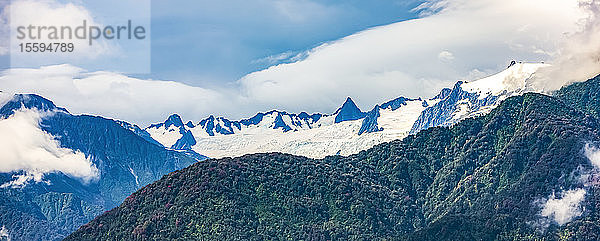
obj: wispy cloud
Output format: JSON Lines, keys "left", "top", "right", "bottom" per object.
{"left": 437, "top": 50, "right": 455, "bottom": 62}
{"left": 251, "top": 51, "right": 296, "bottom": 65}
{"left": 411, "top": 0, "right": 449, "bottom": 17}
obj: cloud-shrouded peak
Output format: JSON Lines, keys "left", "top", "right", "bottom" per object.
{"left": 0, "top": 65, "right": 228, "bottom": 126}
{"left": 163, "top": 114, "right": 185, "bottom": 128}
{"left": 0, "top": 93, "right": 66, "bottom": 118}
{"left": 0, "top": 108, "right": 99, "bottom": 188}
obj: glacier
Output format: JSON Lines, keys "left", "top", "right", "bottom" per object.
{"left": 146, "top": 62, "right": 549, "bottom": 159}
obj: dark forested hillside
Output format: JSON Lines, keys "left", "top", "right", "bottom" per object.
{"left": 555, "top": 75, "right": 600, "bottom": 119}
{"left": 67, "top": 78, "right": 600, "bottom": 240}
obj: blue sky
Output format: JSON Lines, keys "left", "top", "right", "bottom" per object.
{"left": 144, "top": 0, "right": 423, "bottom": 85}
{"left": 0, "top": 0, "right": 424, "bottom": 82}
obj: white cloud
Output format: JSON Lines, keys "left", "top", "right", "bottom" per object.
{"left": 585, "top": 144, "right": 600, "bottom": 169}
{"left": 238, "top": 0, "right": 587, "bottom": 112}
{"left": 5, "top": 0, "right": 114, "bottom": 60}
{"left": 0, "top": 65, "right": 230, "bottom": 126}
{"left": 251, "top": 51, "right": 296, "bottom": 65}
{"left": 534, "top": 144, "right": 600, "bottom": 228}
{"left": 2, "top": 0, "right": 151, "bottom": 73}
{"left": 541, "top": 188, "right": 587, "bottom": 225}
{"left": 0, "top": 108, "right": 99, "bottom": 188}
{"left": 531, "top": 0, "right": 600, "bottom": 91}
{"left": 0, "top": 172, "right": 48, "bottom": 189}
{"left": 579, "top": 144, "right": 600, "bottom": 186}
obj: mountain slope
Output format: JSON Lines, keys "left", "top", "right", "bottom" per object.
{"left": 0, "top": 94, "right": 201, "bottom": 240}
{"left": 66, "top": 81, "right": 600, "bottom": 241}
{"left": 145, "top": 62, "right": 547, "bottom": 159}
{"left": 555, "top": 74, "right": 600, "bottom": 119}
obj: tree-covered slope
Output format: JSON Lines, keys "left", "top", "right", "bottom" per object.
{"left": 67, "top": 86, "right": 600, "bottom": 240}
{"left": 555, "top": 75, "right": 600, "bottom": 119}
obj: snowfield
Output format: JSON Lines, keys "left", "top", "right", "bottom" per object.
{"left": 145, "top": 63, "right": 548, "bottom": 159}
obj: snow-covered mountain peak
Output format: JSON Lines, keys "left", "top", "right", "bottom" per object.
{"left": 147, "top": 113, "right": 185, "bottom": 129}
{"left": 334, "top": 97, "right": 366, "bottom": 123}
{"left": 146, "top": 113, "right": 193, "bottom": 149}
{"left": 165, "top": 114, "right": 184, "bottom": 128}
{"left": 0, "top": 94, "right": 68, "bottom": 118}
{"left": 380, "top": 96, "right": 422, "bottom": 111}
{"left": 461, "top": 62, "right": 549, "bottom": 99}
{"left": 142, "top": 61, "right": 550, "bottom": 159}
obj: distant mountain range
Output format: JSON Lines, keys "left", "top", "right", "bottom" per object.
{"left": 145, "top": 62, "right": 548, "bottom": 159}
{"left": 0, "top": 94, "right": 203, "bottom": 240}
{"left": 66, "top": 74, "right": 600, "bottom": 240}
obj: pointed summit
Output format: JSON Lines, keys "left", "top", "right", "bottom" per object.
{"left": 273, "top": 112, "right": 293, "bottom": 132}
{"left": 164, "top": 114, "right": 184, "bottom": 128}
{"left": 185, "top": 121, "right": 195, "bottom": 128}
{"left": 148, "top": 114, "right": 185, "bottom": 129}
{"left": 0, "top": 94, "right": 67, "bottom": 118}
{"left": 334, "top": 97, "right": 366, "bottom": 123}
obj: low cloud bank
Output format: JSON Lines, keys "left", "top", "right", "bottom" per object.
{"left": 0, "top": 109, "right": 99, "bottom": 188}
